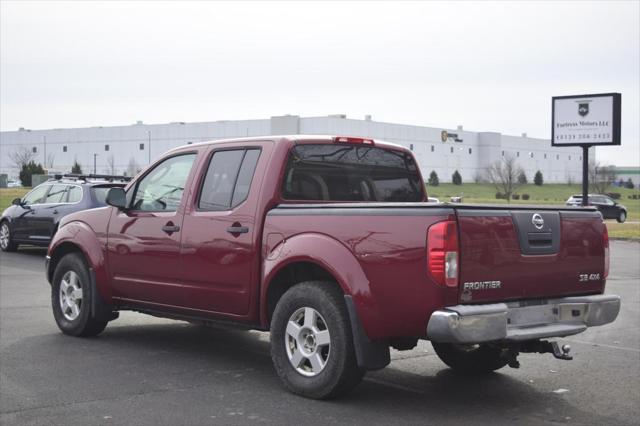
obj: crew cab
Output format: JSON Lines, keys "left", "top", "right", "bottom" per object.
{"left": 45, "top": 136, "right": 620, "bottom": 399}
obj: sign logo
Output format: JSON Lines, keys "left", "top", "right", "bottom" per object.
{"left": 532, "top": 213, "right": 544, "bottom": 230}
{"left": 578, "top": 102, "right": 589, "bottom": 117}
{"left": 440, "top": 130, "right": 448, "bottom": 142}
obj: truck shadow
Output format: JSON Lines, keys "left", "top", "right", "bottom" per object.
{"left": 3, "top": 320, "right": 624, "bottom": 425}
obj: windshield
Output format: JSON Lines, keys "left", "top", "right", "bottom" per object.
{"left": 282, "top": 144, "right": 424, "bottom": 202}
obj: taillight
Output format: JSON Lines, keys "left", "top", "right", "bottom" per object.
{"left": 333, "top": 136, "right": 375, "bottom": 145}
{"left": 427, "top": 220, "right": 459, "bottom": 287}
{"left": 603, "top": 224, "right": 610, "bottom": 279}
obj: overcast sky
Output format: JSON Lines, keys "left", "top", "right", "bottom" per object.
{"left": 1, "top": 1, "right": 638, "bottom": 165}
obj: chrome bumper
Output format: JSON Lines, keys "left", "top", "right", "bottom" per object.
{"left": 427, "top": 294, "right": 621, "bottom": 344}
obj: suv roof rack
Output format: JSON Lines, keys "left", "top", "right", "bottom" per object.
{"left": 52, "top": 173, "right": 132, "bottom": 183}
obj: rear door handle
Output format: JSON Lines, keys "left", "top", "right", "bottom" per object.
{"left": 227, "top": 226, "right": 249, "bottom": 234}
{"left": 162, "top": 223, "right": 180, "bottom": 234}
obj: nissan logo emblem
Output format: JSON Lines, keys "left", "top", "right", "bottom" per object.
{"left": 532, "top": 213, "right": 544, "bottom": 230}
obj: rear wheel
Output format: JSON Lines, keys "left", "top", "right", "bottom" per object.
{"left": 617, "top": 210, "right": 626, "bottom": 223}
{"left": 0, "top": 221, "right": 18, "bottom": 252}
{"left": 51, "top": 253, "right": 108, "bottom": 337}
{"left": 270, "top": 281, "right": 365, "bottom": 399}
{"left": 432, "top": 342, "right": 509, "bottom": 374}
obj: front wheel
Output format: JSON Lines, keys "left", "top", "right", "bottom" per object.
{"left": 617, "top": 210, "right": 626, "bottom": 223}
{"left": 270, "top": 281, "right": 365, "bottom": 399}
{"left": 51, "top": 253, "right": 108, "bottom": 337}
{"left": 432, "top": 342, "right": 509, "bottom": 374}
{"left": 0, "top": 221, "right": 18, "bottom": 252}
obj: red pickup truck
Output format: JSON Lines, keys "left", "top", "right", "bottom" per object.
{"left": 46, "top": 135, "right": 620, "bottom": 399}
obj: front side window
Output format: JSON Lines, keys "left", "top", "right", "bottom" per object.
{"left": 198, "top": 149, "right": 261, "bottom": 210}
{"left": 132, "top": 154, "right": 196, "bottom": 212}
{"left": 43, "top": 184, "right": 68, "bottom": 204}
{"left": 22, "top": 185, "right": 49, "bottom": 205}
{"left": 282, "top": 144, "right": 423, "bottom": 202}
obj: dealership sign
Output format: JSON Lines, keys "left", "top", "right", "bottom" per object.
{"left": 552, "top": 93, "right": 621, "bottom": 146}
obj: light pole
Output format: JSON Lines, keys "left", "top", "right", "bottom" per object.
{"left": 93, "top": 154, "right": 98, "bottom": 175}
{"left": 146, "top": 130, "right": 151, "bottom": 164}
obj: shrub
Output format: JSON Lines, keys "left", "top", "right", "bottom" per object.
{"left": 534, "top": 170, "right": 543, "bottom": 186}
{"left": 428, "top": 170, "right": 439, "bottom": 187}
{"left": 495, "top": 192, "right": 504, "bottom": 199}
{"left": 624, "top": 178, "right": 635, "bottom": 189}
{"left": 517, "top": 171, "right": 527, "bottom": 185}
{"left": 512, "top": 194, "right": 520, "bottom": 200}
{"left": 19, "top": 161, "right": 45, "bottom": 187}
{"left": 452, "top": 170, "right": 462, "bottom": 185}
{"left": 71, "top": 160, "right": 83, "bottom": 174}
{"left": 522, "top": 194, "right": 530, "bottom": 200}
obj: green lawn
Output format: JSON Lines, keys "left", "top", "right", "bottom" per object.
{"left": 0, "top": 187, "right": 29, "bottom": 211}
{"left": 427, "top": 183, "right": 640, "bottom": 239}
{"left": 2, "top": 184, "right": 638, "bottom": 239}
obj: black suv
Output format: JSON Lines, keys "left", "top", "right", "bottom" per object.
{"left": 0, "top": 175, "right": 129, "bottom": 252}
{"left": 566, "top": 194, "right": 628, "bottom": 223}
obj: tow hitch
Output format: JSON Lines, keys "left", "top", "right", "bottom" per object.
{"left": 504, "top": 340, "right": 573, "bottom": 368}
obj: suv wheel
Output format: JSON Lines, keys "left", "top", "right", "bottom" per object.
{"left": 0, "top": 221, "right": 18, "bottom": 252}
{"left": 617, "top": 210, "right": 626, "bottom": 223}
{"left": 270, "top": 281, "right": 365, "bottom": 399}
{"left": 52, "top": 253, "right": 108, "bottom": 337}
{"left": 432, "top": 342, "right": 509, "bottom": 374}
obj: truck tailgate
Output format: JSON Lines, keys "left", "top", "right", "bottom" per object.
{"left": 456, "top": 206, "right": 607, "bottom": 304}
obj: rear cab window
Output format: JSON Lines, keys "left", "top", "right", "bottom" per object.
{"left": 282, "top": 144, "right": 424, "bottom": 202}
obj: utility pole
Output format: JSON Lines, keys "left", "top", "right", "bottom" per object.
{"left": 147, "top": 130, "right": 151, "bottom": 164}
{"left": 93, "top": 153, "right": 98, "bottom": 174}
{"left": 43, "top": 136, "right": 47, "bottom": 169}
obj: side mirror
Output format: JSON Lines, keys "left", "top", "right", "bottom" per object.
{"left": 106, "top": 187, "right": 127, "bottom": 210}
{"left": 11, "top": 198, "right": 22, "bottom": 206}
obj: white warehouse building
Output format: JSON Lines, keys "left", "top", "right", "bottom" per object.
{"left": 0, "top": 114, "right": 587, "bottom": 183}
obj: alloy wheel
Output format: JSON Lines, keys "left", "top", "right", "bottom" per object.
{"left": 59, "top": 271, "right": 84, "bottom": 321}
{"left": 0, "top": 223, "right": 9, "bottom": 250}
{"left": 285, "top": 307, "right": 331, "bottom": 377}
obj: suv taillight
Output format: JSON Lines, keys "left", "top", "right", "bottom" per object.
{"left": 603, "top": 224, "right": 610, "bottom": 279}
{"left": 427, "top": 220, "right": 459, "bottom": 287}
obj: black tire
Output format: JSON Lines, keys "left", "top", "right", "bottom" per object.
{"left": 270, "top": 281, "right": 365, "bottom": 399}
{"left": 617, "top": 210, "right": 626, "bottom": 223}
{"left": 432, "top": 342, "right": 509, "bottom": 374}
{"left": 0, "top": 221, "right": 18, "bottom": 252}
{"left": 51, "top": 253, "right": 108, "bottom": 337}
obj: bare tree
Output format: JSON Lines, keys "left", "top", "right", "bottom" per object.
{"left": 9, "top": 147, "right": 37, "bottom": 170}
{"left": 589, "top": 161, "right": 617, "bottom": 194}
{"left": 45, "top": 153, "right": 55, "bottom": 170}
{"left": 106, "top": 155, "right": 116, "bottom": 175}
{"left": 485, "top": 154, "right": 524, "bottom": 203}
{"left": 126, "top": 157, "right": 140, "bottom": 177}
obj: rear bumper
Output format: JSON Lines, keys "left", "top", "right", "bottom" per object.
{"left": 426, "top": 294, "right": 620, "bottom": 344}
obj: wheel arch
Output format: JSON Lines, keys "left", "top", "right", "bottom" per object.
{"left": 260, "top": 232, "right": 379, "bottom": 332}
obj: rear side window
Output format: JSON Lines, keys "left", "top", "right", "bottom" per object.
{"left": 282, "top": 144, "right": 423, "bottom": 202}
{"left": 67, "top": 186, "right": 82, "bottom": 203}
{"left": 199, "top": 149, "right": 261, "bottom": 210}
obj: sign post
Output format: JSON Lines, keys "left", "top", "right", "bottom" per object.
{"left": 552, "top": 93, "right": 621, "bottom": 206}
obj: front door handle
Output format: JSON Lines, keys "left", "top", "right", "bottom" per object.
{"left": 162, "top": 222, "right": 180, "bottom": 234}
{"left": 227, "top": 226, "right": 249, "bottom": 234}
{"left": 53, "top": 209, "right": 59, "bottom": 215}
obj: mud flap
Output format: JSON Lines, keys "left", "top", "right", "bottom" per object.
{"left": 344, "top": 295, "right": 390, "bottom": 370}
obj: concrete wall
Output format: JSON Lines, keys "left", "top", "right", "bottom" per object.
{"left": 0, "top": 115, "right": 586, "bottom": 183}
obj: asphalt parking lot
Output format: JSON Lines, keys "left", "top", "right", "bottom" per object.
{"left": 1, "top": 242, "right": 639, "bottom": 426}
